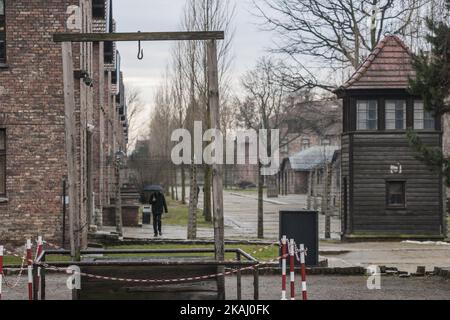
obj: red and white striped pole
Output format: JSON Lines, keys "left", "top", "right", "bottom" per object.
{"left": 281, "top": 236, "right": 287, "bottom": 300}
{"left": 299, "top": 243, "right": 308, "bottom": 300}
{"left": 289, "top": 239, "right": 295, "bottom": 300}
{"left": 0, "top": 245, "right": 4, "bottom": 300}
{"left": 36, "top": 236, "right": 43, "bottom": 298}
{"left": 26, "top": 239, "right": 33, "bottom": 301}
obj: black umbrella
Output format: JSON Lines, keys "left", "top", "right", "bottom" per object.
{"left": 143, "top": 185, "right": 163, "bottom": 192}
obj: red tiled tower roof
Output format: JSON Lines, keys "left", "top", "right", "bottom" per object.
{"left": 337, "top": 35, "right": 415, "bottom": 91}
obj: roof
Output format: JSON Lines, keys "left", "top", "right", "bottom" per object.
{"left": 286, "top": 146, "right": 340, "bottom": 171}
{"left": 336, "top": 35, "right": 415, "bottom": 91}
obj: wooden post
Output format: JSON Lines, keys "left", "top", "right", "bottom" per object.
{"left": 40, "top": 256, "right": 46, "bottom": 301}
{"left": 115, "top": 157, "right": 123, "bottom": 238}
{"left": 236, "top": 251, "right": 242, "bottom": 300}
{"left": 313, "top": 168, "right": 319, "bottom": 211}
{"left": 307, "top": 170, "right": 313, "bottom": 210}
{"left": 324, "top": 162, "right": 332, "bottom": 239}
{"left": 253, "top": 266, "right": 259, "bottom": 300}
{"left": 62, "top": 42, "right": 81, "bottom": 260}
{"left": 207, "top": 39, "right": 225, "bottom": 299}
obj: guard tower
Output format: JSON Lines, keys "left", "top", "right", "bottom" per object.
{"left": 334, "top": 35, "right": 445, "bottom": 240}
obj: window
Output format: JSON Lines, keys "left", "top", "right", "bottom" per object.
{"left": 386, "top": 181, "right": 406, "bottom": 208}
{"left": 414, "top": 101, "right": 435, "bottom": 130}
{"left": 0, "top": 129, "right": 5, "bottom": 196}
{"left": 321, "top": 138, "right": 331, "bottom": 146}
{"left": 92, "top": 0, "right": 106, "bottom": 19}
{"left": 0, "top": 0, "right": 5, "bottom": 64}
{"left": 302, "top": 139, "right": 310, "bottom": 150}
{"left": 385, "top": 100, "right": 406, "bottom": 130}
{"left": 357, "top": 100, "right": 378, "bottom": 130}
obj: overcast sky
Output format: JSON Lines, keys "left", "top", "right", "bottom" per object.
{"left": 114, "top": 0, "right": 275, "bottom": 141}
{"left": 114, "top": 0, "right": 272, "bottom": 131}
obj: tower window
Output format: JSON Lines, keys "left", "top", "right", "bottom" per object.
{"left": 386, "top": 100, "right": 406, "bottom": 130}
{"left": 357, "top": 100, "right": 378, "bottom": 130}
{"left": 414, "top": 101, "right": 435, "bottom": 130}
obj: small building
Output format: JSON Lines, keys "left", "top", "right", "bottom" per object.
{"left": 279, "top": 146, "right": 339, "bottom": 195}
{"left": 334, "top": 35, "right": 446, "bottom": 239}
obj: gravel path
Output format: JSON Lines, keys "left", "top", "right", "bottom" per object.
{"left": 3, "top": 274, "right": 450, "bottom": 300}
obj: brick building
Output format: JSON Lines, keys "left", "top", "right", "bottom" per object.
{"left": 0, "top": 0, "right": 128, "bottom": 245}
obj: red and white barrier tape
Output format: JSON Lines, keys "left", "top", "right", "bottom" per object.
{"left": 289, "top": 239, "right": 295, "bottom": 300}
{"left": 298, "top": 243, "right": 308, "bottom": 301}
{"left": 26, "top": 239, "right": 33, "bottom": 301}
{"left": 1, "top": 238, "right": 286, "bottom": 292}
{"left": 281, "top": 236, "right": 287, "bottom": 300}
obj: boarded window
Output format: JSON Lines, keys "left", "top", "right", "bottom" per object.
{"left": 414, "top": 101, "right": 435, "bottom": 130}
{"left": 386, "top": 100, "right": 406, "bottom": 130}
{"left": 0, "top": 0, "right": 5, "bottom": 64}
{"left": 386, "top": 181, "right": 405, "bottom": 208}
{"left": 357, "top": 100, "right": 378, "bottom": 130}
{"left": 0, "top": 129, "right": 5, "bottom": 195}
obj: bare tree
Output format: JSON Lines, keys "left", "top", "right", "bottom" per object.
{"left": 253, "top": 0, "right": 437, "bottom": 91}
{"left": 189, "top": 0, "right": 236, "bottom": 223}
{"left": 236, "top": 57, "right": 285, "bottom": 238}
{"left": 177, "top": 0, "right": 235, "bottom": 237}
{"left": 237, "top": 57, "right": 341, "bottom": 238}
{"left": 125, "top": 86, "right": 145, "bottom": 151}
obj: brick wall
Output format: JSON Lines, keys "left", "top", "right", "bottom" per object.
{"left": 0, "top": 0, "right": 126, "bottom": 245}
{"left": 0, "top": 0, "right": 82, "bottom": 244}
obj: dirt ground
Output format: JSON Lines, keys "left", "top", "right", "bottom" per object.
{"left": 2, "top": 274, "right": 450, "bottom": 300}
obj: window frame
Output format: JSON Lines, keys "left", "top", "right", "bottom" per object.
{"left": 0, "top": 0, "right": 5, "bottom": 64}
{"left": 386, "top": 180, "right": 406, "bottom": 209}
{"left": 385, "top": 99, "right": 407, "bottom": 130}
{"left": 413, "top": 100, "right": 436, "bottom": 130}
{"left": 356, "top": 99, "right": 378, "bottom": 131}
{"left": 0, "top": 129, "right": 6, "bottom": 197}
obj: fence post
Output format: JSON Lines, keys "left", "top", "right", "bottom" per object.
{"left": 289, "top": 239, "right": 295, "bottom": 300}
{"left": 32, "top": 264, "right": 39, "bottom": 300}
{"left": 253, "top": 265, "right": 259, "bottom": 301}
{"left": 26, "top": 239, "right": 33, "bottom": 301}
{"left": 36, "top": 236, "right": 43, "bottom": 299}
{"left": 0, "top": 245, "right": 3, "bottom": 300}
{"left": 281, "top": 236, "right": 287, "bottom": 300}
{"left": 300, "top": 244, "right": 308, "bottom": 300}
{"left": 40, "top": 257, "right": 46, "bottom": 301}
{"left": 236, "top": 251, "right": 242, "bottom": 300}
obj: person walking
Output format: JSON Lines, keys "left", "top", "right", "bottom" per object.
{"left": 150, "top": 191, "right": 168, "bottom": 237}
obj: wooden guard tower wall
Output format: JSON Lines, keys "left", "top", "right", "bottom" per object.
{"left": 335, "top": 35, "right": 446, "bottom": 240}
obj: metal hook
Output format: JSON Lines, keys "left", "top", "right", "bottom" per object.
{"left": 137, "top": 31, "right": 144, "bottom": 60}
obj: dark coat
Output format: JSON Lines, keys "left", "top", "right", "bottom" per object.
{"left": 150, "top": 192, "right": 168, "bottom": 215}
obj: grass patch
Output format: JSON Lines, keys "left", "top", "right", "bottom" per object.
{"left": 225, "top": 187, "right": 267, "bottom": 196}
{"left": 4, "top": 255, "right": 71, "bottom": 266}
{"left": 105, "top": 243, "right": 279, "bottom": 262}
{"left": 163, "top": 198, "right": 212, "bottom": 228}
